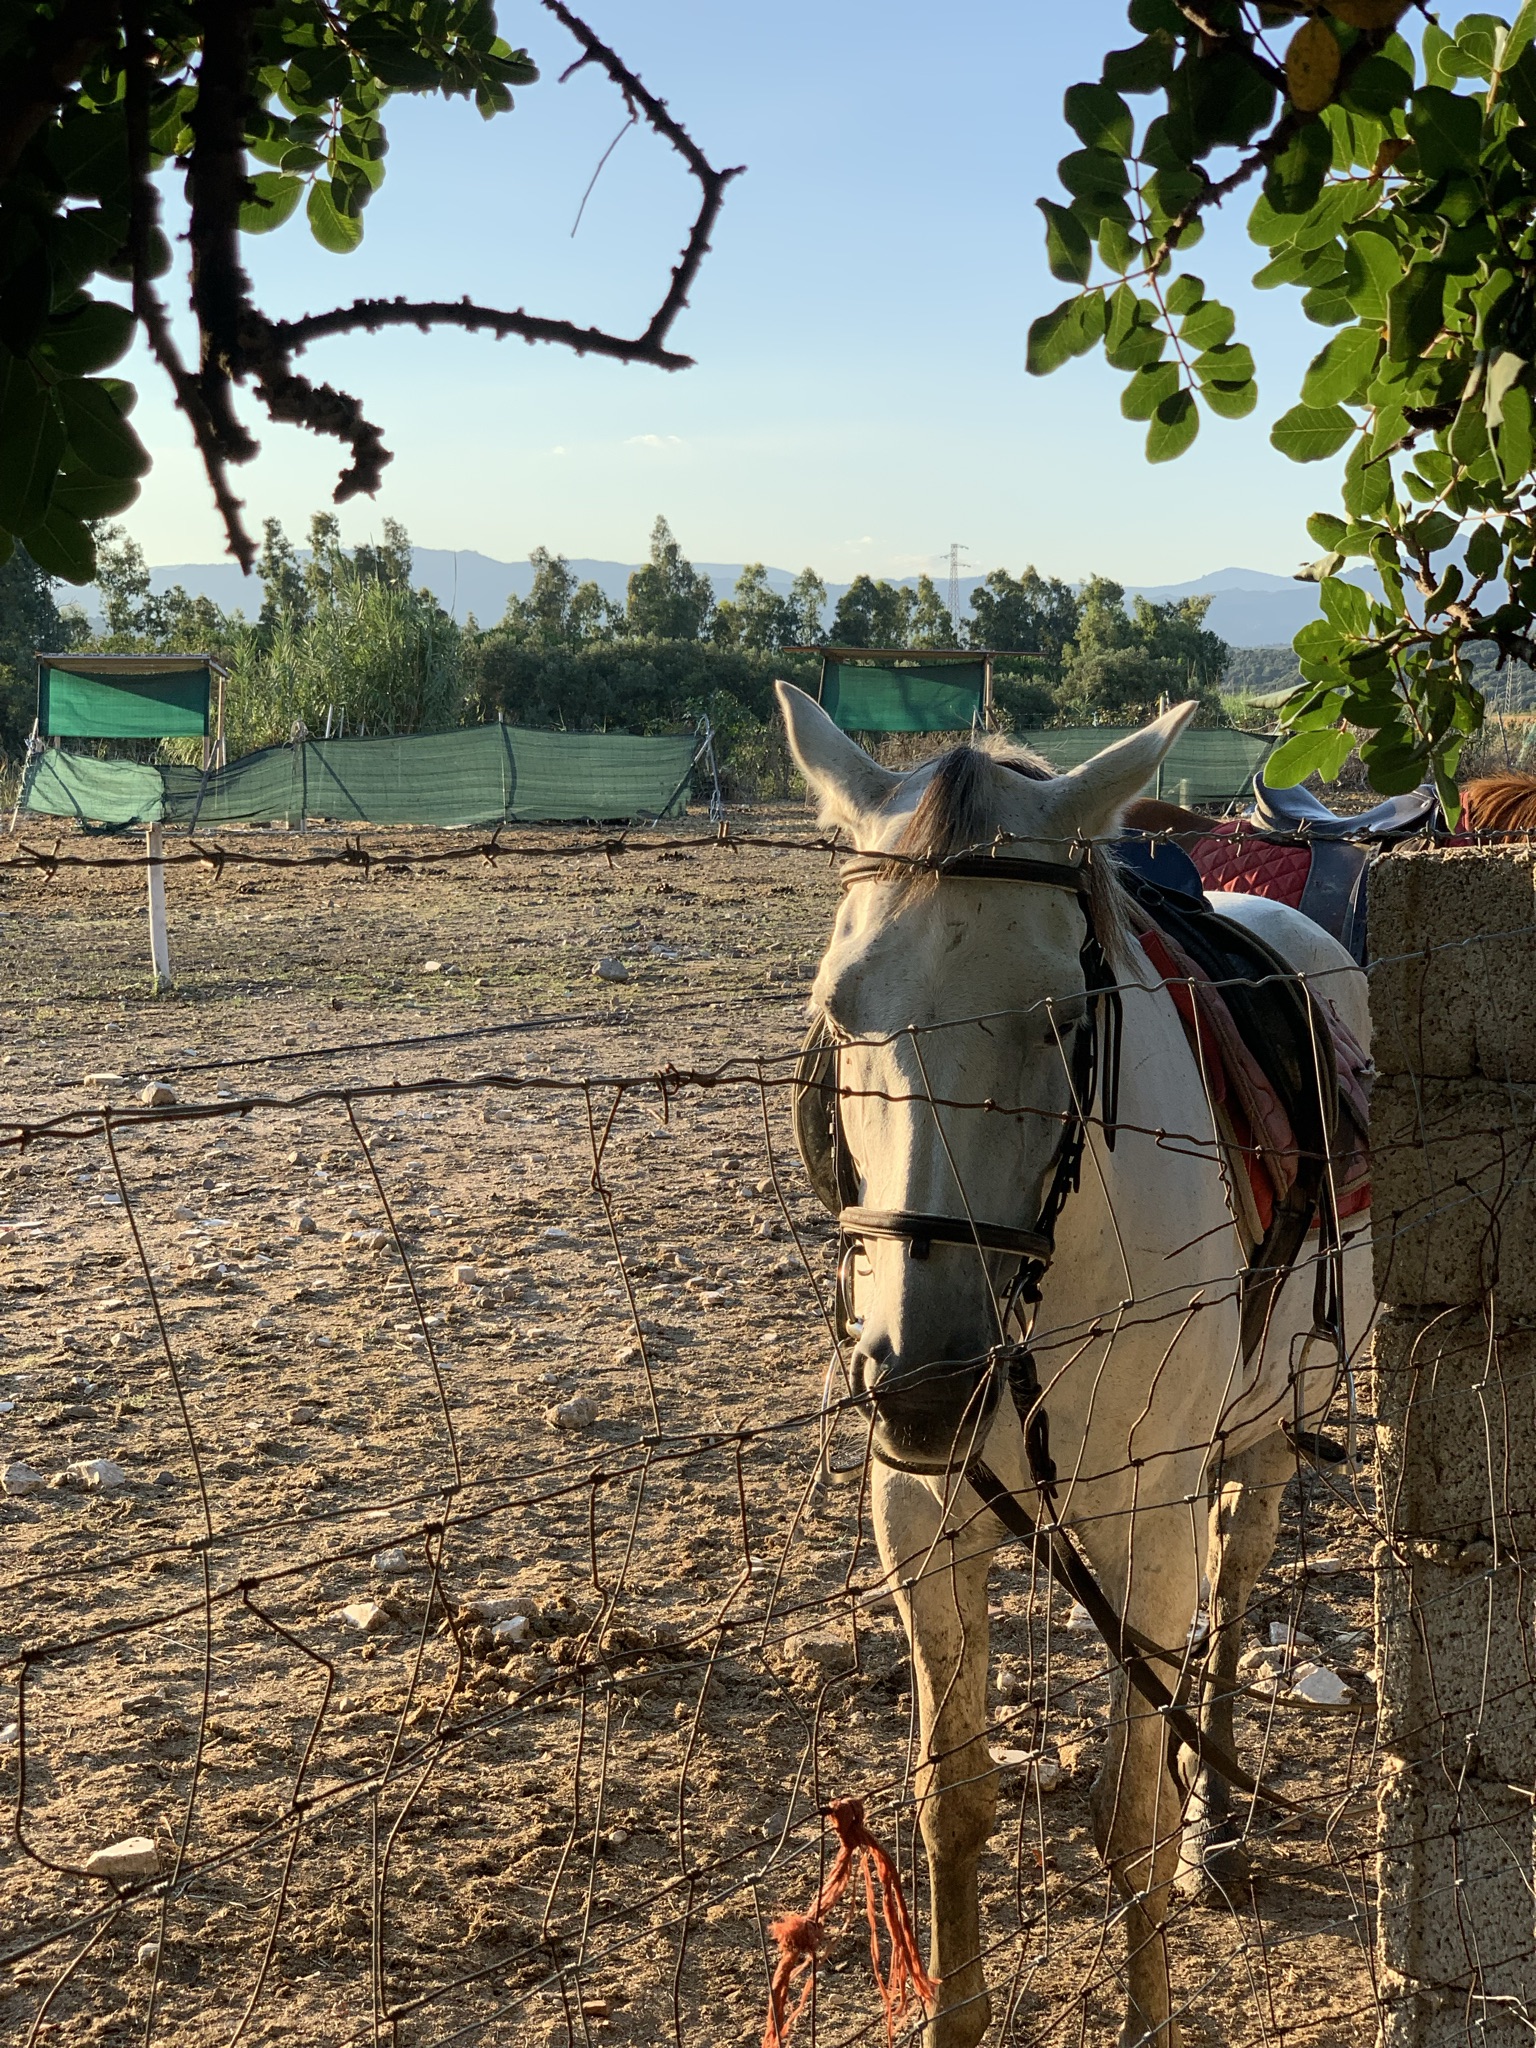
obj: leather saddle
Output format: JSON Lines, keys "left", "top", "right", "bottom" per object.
{"left": 1250, "top": 770, "right": 1438, "bottom": 839}
{"left": 1176, "top": 770, "right": 1438, "bottom": 964}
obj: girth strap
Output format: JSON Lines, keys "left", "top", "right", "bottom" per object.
{"left": 966, "top": 1458, "right": 1300, "bottom": 1815}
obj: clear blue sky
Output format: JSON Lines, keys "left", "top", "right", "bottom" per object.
{"left": 122, "top": 0, "right": 1368, "bottom": 583}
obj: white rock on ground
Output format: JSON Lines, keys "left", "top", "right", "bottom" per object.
{"left": 339, "top": 1600, "right": 387, "bottom": 1632}
{"left": 451, "top": 1262, "right": 478, "bottom": 1286}
{"left": 0, "top": 1721, "right": 19, "bottom": 1745}
{"left": 1065, "top": 1602, "right": 1096, "bottom": 1634}
{"left": 491, "top": 1615, "right": 530, "bottom": 1643}
{"left": 988, "top": 1748, "right": 1062, "bottom": 1792}
{"left": 1287, "top": 1661, "right": 1355, "bottom": 1706}
{"left": 68, "top": 1458, "right": 127, "bottom": 1490}
{"left": 85, "top": 1836, "right": 161, "bottom": 1881}
{"left": 371, "top": 1548, "right": 410, "bottom": 1575}
{"left": 139, "top": 1082, "right": 176, "bottom": 1106}
{"left": 136, "top": 1941, "right": 161, "bottom": 1968}
{"left": 593, "top": 957, "right": 630, "bottom": 983}
{"left": 545, "top": 1395, "right": 597, "bottom": 1430}
{"left": 460, "top": 1592, "right": 532, "bottom": 1624}
{"left": 2, "top": 1461, "right": 46, "bottom": 1496}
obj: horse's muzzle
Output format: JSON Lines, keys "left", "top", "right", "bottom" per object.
{"left": 851, "top": 1342, "right": 1003, "bottom": 1475}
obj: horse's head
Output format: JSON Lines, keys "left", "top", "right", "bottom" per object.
{"left": 778, "top": 682, "right": 1196, "bottom": 1475}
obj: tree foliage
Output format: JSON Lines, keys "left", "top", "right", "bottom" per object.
{"left": 0, "top": 3, "right": 737, "bottom": 583}
{"left": 1035, "top": 0, "right": 1536, "bottom": 815}
{"left": 1057, "top": 576, "right": 1231, "bottom": 721}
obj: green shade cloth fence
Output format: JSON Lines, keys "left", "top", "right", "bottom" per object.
{"left": 820, "top": 659, "right": 988, "bottom": 733}
{"left": 20, "top": 723, "right": 704, "bottom": 830}
{"left": 38, "top": 662, "right": 211, "bottom": 739}
{"left": 1025, "top": 726, "right": 1274, "bottom": 809}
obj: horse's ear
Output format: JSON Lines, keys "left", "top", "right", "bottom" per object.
{"left": 1047, "top": 699, "right": 1199, "bottom": 839}
{"left": 776, "top": 681, "right": 901, "bottom": 830}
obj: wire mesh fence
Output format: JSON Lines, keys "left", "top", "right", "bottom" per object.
{"left": 0, "top": 826, "right": 1531, "bottom": 2048}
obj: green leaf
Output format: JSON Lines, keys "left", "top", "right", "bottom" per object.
{"left": 1301, "top": 324, "right": 1380, "bottom": 406}
{"left": 1164, "top": 273, "right": 1204, "bottom": 316}
{"left": 49, "top": 470, "right": 140, "bottom": 520}
{"left": 1387, "top": 263, "right": 1446, "bottom": 365}
{"left": 1025, "top": 292, "right": 1106, "bottom": 375}
{"left": 1058, "top": 148, "right": 1131, "bottom": 205}
{"left": 18, "top": 503, "right": 95, "bottom": 583}
{"left": 1104, "top": 286, "right": 1165, "bottom": 370}
{"left": 1272, "top": 403, "right": 1357, "bottom": 462}
{"left": 1038, "top": 199, "right": 1092, "bottom": 284}
{"left": 54, "top": 378, "right": 150, "bottom": 480}
{"left": 1263, "top": 119, "right": 1332, "bottom": 217}
{"left": 1320, "top": 576, "right": 1371, "bottom": 637}
{"left": 1179, "top": 299, "right": 1236, "bottom": 349}
{"left": 1306, "top": 511, "right": 1348, "bottom": 549}
{"left": 240, "top": 172, "right": 304, "bottom": 236}
{"left": 47, "top": 107, "right": 130, "bottom": 202}
{"left": 1340, "top": 55, "right": 1414, "bottom": 120}
{"left": 1295, "top": 551, "right": 1346, "bottom": 582}
{"left": 1200, "top": 374, "right": 1258, "bottom": 419}
{"left": 1483, "top": 349, "right": 1528, "bottom": 430}
{"left": 1101, "top": 37, "right": 1174, "bottom": 94}
{"left": 1342, "top": 229, "right": 1400, "bottom": 323}
{"left": 306, "top": 179, "right": 364, "bottom": 254}
{"left": 32, "top": 298, "right": 134, "bottom": 378}
{"left": 0, "top": 355, "right": 64, "bottom": 528}
{"left": 1265, "top": 726, "right": 1355, "bottom": 788}
{"left": 1167, "top": 51, "right": 1275, "bottom": 154}
{"left": 1121, "top": 360, "right": 1179, "bottom": 420}
{"left": 1098, "top": 218, "right": 1139, "bottom": 272}
{"left": 1496, "top": 383, "right": 1534, "bottom": 486}
{"left": 1464, "top": 520, "right": 1502, "bottom": 579}
{"left": 1146, "top": 386, "right": 1198, "bottom": 462}
{"left": 1408, "top": 86, "right": 1484, "bottom": 179}
{"left": 1063, "top": 82, "right": 1133, "bottom": 154}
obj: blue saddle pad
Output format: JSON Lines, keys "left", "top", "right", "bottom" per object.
{"left": 1112, "top": 834, "right": 1206, "bottom": 903}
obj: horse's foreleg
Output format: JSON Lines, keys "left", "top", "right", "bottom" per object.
{"left": 1084, "top": 1502, "right": 1199, "bottom": 2048}
{"left": 1177, "top": 1428, "right": 1294, "bottom": 1901}
{"left": 872, "top": 1465, "right": 995, "bottom": 2048}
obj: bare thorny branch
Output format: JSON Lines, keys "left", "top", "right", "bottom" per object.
{"left": 116, "top": 1, "right": 742, "bottom": 570}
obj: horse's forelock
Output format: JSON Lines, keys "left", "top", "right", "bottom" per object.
{"left": 1463, "top": 773, "right": 1536, "bottom": 831}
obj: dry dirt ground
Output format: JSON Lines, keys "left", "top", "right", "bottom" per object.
{"left": 0, "top": 808, "right": 1383, "bottom": 2048}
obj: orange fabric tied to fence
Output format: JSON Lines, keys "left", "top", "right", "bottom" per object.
{"left": 762, "top": 1797, "right": 935, "bottom": 2048}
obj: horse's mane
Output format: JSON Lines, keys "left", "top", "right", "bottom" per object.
{"left": 1462, "top": 773, "right": 1536, "bottom": 832}
{"left": 886, "top": 741, "right": 1133, "bottom": 963}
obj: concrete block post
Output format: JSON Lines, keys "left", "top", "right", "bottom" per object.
{"left": 1369, "top": 850, "right": 1536, "bottom": 2047}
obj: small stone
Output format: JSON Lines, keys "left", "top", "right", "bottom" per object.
{"left": 339, "top": 1600, "right": 386, "bottom": 1632}
{"left": 68, "top": 1457, "right": 127, "bottom": 1490}
{"left": 788, "top": 1628, "right": 856, "bottom": 1676}
{"left": 491, "top": 1614, "right": 530, "bottom": 1643}
{"left": 0, "top": 1721, "right": 17, "bottom": 1746}
{"left": 1287, "top": 1662, "right": 1354, "bottom": 1707}
{"left": 593, "top": 957, "right": 630, "bottom": 983}
{"left": 581, "top": 1999, "right": 611, "bottom": 2020}
{"left": 1065, "top": 1603, "right": 1096, "bottom": 1634}
{"left": 356, "top": 1228, "right": 389, "bottom": 1252}
{"left": 140, "top": 1083, "right": 176, "bottom": 1107}
{"left": 153, "top": 1470, "right": 177, "bottom": 1488}
{"left": 371, "top": 1548, "right": 410, "bottom": 1575}
{"left": 291, "top": 1397, "right": 319, "bottom": 1425}
{"left": 451, "top": 1262, "right": 478, "bottom": 1286}
{"left": 601, "top": 1826, "right": 631, "bottom": 1850}
{"left": 136, "top": 1940, "right": 161, "bottom": 1968}
{"left": 422, "top": 959, "right": 444, "bottom": 973}
{"left": 83, "top": 1072, "right": 128, "bottom": 1086}
{"left": 1268, "top": 1621, "right": 1316, "bottom": 1649}
{"left": 85, "top": 1836, "right": 161, "bottom": 1882}
{"left": 295, "top": 1214, "right": 317, "bottom": 1235}
{"left": 1056, "top": 1738, "right": 1093, "bottom": 1775}
{"left": 461, "top": 1592, "right": 533, "bottom": 1625}
{"left": 1238, "top": 1644, "right": 1289, "bottom": 1679}
{"left": 989, "top": 1748, "right": 1062, "bottom": 1792}
{"left": 546, "top": 1395, "right": 598, "bottom": 1431}
{"left": 1306, "top": 1555, "right": 1344, "bottom": 1576}
{"left": 2, "top": 1460, "right": 46, "bottom": 1496}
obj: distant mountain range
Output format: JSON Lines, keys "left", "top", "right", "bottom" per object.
{"left": 133, "top": 550, "right": 1335, "bottom": 649}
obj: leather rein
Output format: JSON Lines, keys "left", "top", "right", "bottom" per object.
{"left": 820, "top": 843, "right": 1300, "bottom": 1814}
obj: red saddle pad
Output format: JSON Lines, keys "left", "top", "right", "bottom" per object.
{"left": 1187, "top": 823, "right": 1313, "bottom": 909}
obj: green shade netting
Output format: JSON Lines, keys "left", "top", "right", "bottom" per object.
{"left": 821, "top": 660, "right": 986, "bottom": 733}
{"left": 1026, "top": 727, "right": 1275, "bottom": 808}
{"left": 20, "top": 725, "right": 702, "bottom": 830}
{"left": 39, "top": 665, "right": 211, "bottom": 739}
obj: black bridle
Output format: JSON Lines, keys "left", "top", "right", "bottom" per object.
{"left": 825, "top": 842, "right": 1300, "bottom": 1815}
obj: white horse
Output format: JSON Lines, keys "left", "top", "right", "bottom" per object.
{"left": 777, "top": 685, "right": 1371, "bottom": 2047}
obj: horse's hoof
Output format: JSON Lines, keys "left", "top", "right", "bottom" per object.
{"left": 1175, "top": 1833, "right": 1252, "bottom": 1903}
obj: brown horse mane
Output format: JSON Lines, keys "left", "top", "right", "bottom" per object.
{"left": 1460, "top": 774, "right": 1536, "bottom": 832}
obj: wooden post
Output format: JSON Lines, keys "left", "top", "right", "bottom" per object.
{"left": 145, "top": 823, "right": 170, "bottom": 989}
